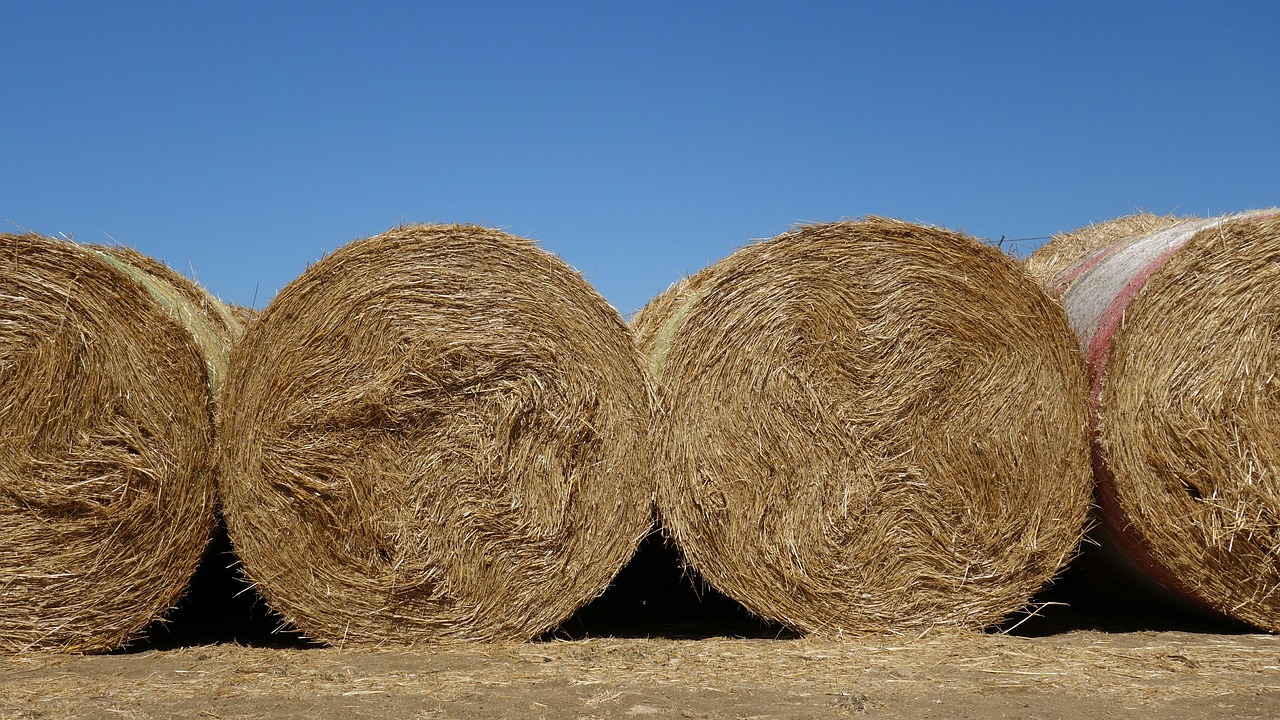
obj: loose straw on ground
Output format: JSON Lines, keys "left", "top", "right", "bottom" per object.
{"left": 634, "top": 218, "right": 1093, "bottom": 635}
{"left": 0, "top": 234, "right": 237, "bottom": 652}
{"left": 218, "top": 224, "right": 654, "bottom": 646}
{"left": 1030, "top": 209, "right": 1280, "bottom": 631}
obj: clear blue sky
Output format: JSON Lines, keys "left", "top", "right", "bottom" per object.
{"left": 4, "top": 1, "right": 1277, "bottom": 315}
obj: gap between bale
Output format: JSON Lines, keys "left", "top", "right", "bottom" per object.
{"left": 635, "top": 217, "right": 1094, "bottom": 636}
{"left": 218, "top": 224, "right": 655, "bottom": 646}
{"left": 0, "top": 234, "right": 238, "bottom": 653}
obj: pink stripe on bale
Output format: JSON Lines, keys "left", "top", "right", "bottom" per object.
{"left": 1049, "top": 243, "right": 1123, "bottom": 297}
{"left": 1039, "top": 208, "right": 1280, "bottom": 626}
{"left": 1083, "top": 239, "right": 1206, "bottom": 611}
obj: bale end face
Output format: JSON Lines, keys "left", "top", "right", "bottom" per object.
{"left": 1, "top": 234, "right": 224, "bottom": 652}
{"left": 218, "top": 224, "right": 655, "bottom": 646}
{"left": 638, "top": 218, "right": 1093, "bottom": 635}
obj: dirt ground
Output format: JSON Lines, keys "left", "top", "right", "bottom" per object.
{"left": 3, "top": 629, "right": 1280, "bottom": 719}
{"left": 5, "top": 532, "right": 1280, "bottom": 719}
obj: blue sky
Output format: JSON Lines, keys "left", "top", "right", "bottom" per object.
{"left": 4, "top": 1, "right": 1277, "bottom": 315}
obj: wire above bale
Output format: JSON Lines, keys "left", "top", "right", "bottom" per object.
{"left": 218, "top": 224, "right": 654, "bottom": 646}
{"left": 0, "top": 235, "right": 235, "bottom": 652}
{"left": 1030, "top": 209, "right": 1280, "bottom": 630}
{"left": 634, "top": 218, "right": 1093, "bottom": 635}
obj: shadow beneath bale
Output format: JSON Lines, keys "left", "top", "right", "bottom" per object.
{"left": 545, "top": 532, "right": 799, "bottom": 641}
{"left": 120, "top": 513, "right": 320, "bottom": 652}
{"left": 127, "top": 519, "right": 794, "bottom": 650}
{"left": 573, "top": 536, "right": 1258, "bottom": 641}
{"left": 995, "top": 560, "right": 1256, "bottom": 637}
{"left": 119, "top": 518, "right": 1263, "bottom": 650}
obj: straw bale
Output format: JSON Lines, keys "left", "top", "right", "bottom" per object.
{"left": 1029, "top": 209, "right": 1280, "bottom": 630}
{"left": 0, "top": 234, "right": 233, "bottom": 652}
{"left": 1024, "top": 213, "right": 1187, "bottom": 287}
{"left": 218, "top": 224, "right": 653, "bottom": 646}
{"left": 634, "top": 218, "right": 1092, "bottom": 635}
{"left": 227, "top": 304, "right": 260, "bottom": 328}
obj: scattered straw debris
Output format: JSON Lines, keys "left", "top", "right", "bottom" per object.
{"left": 3, "top": 633, "right": 1279, "bottom": 711}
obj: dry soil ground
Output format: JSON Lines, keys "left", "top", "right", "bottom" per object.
{"left": 5, "top": 532, "right": 1280, "bottom": 719}
{"left": 4, "top": 630, "right": 1280, "bottom": 719}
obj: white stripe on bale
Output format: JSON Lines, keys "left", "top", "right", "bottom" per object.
{"left": 1056, "top": 216, "right": 1225, "bottom": 350}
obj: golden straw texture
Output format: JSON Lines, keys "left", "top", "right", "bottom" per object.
{"left": 88, "top": 245, "right": 241, "bottom": 396}
{"left": 218, "top": 224, "right": 654, "bottom": 646}
{"left": 1, "top": 234, "right": 230, "bottom": 652}
{"left": 634, "top": 218, "right": 1092, "bottom": 635}
{"left": 227, "top": 304, "right": 260, "bottom": 328}
{"left": 1035, "top": 210, "right": 1280, "bottom": 630}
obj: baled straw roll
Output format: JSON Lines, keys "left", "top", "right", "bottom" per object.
{"left": 218, "top": 224, "right": 653, "bottom": 645}
{"left": 1032, "top": 209, "right": 1280, "bottom": 630}
{"left": 1, "top": 235, "right": 235, "bottom": 652}
{"left": 634, "top": 218, "right": 1093, "bottom": 635}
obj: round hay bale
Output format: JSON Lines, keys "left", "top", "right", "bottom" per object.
{"left": 634, "top": 218, "right": 1093, "bottom": 635}
{"left": 218, "top": 224, "right": 653, "bottom": 646}
{"left": 1029, "top": 209, "right": 1280, "bottom": 630}
{"left": 0, "top": 235, "right": 234, "bottom": 652}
